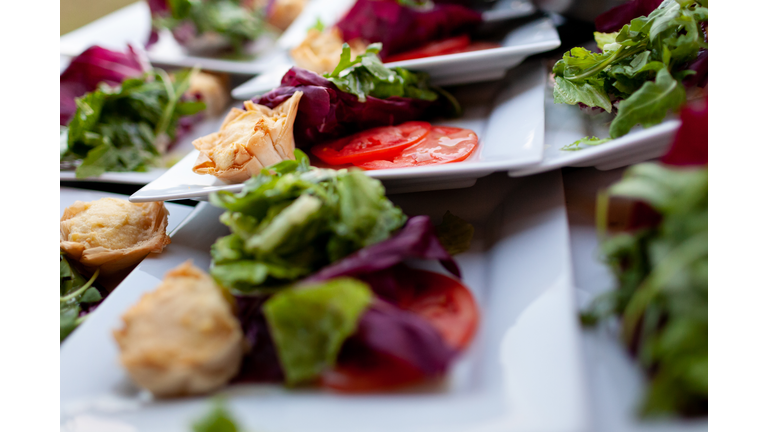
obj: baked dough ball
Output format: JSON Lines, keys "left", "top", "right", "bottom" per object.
{"left": 192, "top": 91, "right": 302, "bottom": 183}
{"left": 187, "top": 71, "right": 230, "bottom": 118}
{"left": 267, "top": 0, "right": 306, "bottom": 31}
{"left": 113, "top": 261, "right": 244, "bottom": 398}
{"left": 60, "top": 198, "right": 171, "bottom": 277}
{"left": 291, "top": 28, "right": 367, "bottom": 74}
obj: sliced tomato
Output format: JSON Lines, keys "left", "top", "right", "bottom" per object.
{"left": 385, "top": 35, "right": 472, "bottom": 62}
{"left": 398, "top": 269, "right": 479, "bottom": 350}
{"left": 355, "top": 126, "right": 478, "bottom": 170}
{"left": 310, "top": 122, "right": 431, "bottom": 165}
{"left": 321, "top": 269, "right": 479, "bottom": 392}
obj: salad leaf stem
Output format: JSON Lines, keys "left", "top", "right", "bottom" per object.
{"left": 60, "top": 269, "right": 99, "bottom": 303}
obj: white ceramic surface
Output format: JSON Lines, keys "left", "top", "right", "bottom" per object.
{"left": 507, "top": 83, "right": 681, "bottom": 177}
{"left": 59, "top": 2, "right": 279, "bottom": 75}
{"left": 61, "top": 170, "right": 591, "bottom": 432}
{"left": 130, "top": 61, "right": 546, "bottom": 202}
{"left": 232, "top": 13, "right": 560, "bottom": 99}
{"left": 60, "top": 105, "right": 231, "bottom": 185}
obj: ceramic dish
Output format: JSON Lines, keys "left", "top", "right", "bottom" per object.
{"left": 129, "top": 61, "right": 546, "bottom": 202}
{"left": 232, "top": 1, "right": 559, "bottom": 99}
{"left": 61, "top": 170, "right": 590, "bottom": 432}
{"left": 507, "top": 83, "right": 681, "bottom": 177}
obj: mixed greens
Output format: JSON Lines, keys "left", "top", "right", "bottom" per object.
{"left": 191, "top": 398, "right": 242, "bottom": 432}
{"left": 60, "top": 253, "right": 103, "bottom": 342}
{"left": 582, "top": 110, "right": 707, "bottom": 418}
{"left": 61, "top": 68, "right": 206, "bottom": 178}
{"left": 209, "top": 150, "right": 407, "bottom": 292}
{"left": 553, "top": 0, "right": 707, "bottom": 141}
{"left": 149, "top": 0, "right": 266, "bottom": 55}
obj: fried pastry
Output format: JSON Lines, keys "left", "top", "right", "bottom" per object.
{"left": 60, "top": 198, "right": 170, "bottom": 277}
{"left": 113, "top": 262, "right": 244, "bottom": 397}
{"left": 291, "top": 28, "right": 367, "bottom": 74}
{"left": 192, "top": 91, "right": 303, "bottom": 183}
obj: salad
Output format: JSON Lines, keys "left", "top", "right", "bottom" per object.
{"left": 147, "top": 0, "right": 305, "bottom": 55}
{"left": 114, "top": 151, "right": 478, "bottom": 395}
{"left": 582, "top": 98, "right": 707, "bottom": 416}
{"left": 552, "top": 0, "right": 707, "bottom": 145}
{"left": 59, "top": 46, "right": 228, "bottom": 178}
{"left": 291, "top": 0, "right": 500, "bottom": 74}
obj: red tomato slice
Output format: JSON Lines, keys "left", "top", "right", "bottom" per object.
{"left": 310, "top": 122, "right": 431, "bottom": 165}
{"left": 355, "top": 126, "right": 478, "bottom": 170}
{"left": 385, "top": 35, "right": 471, "bottom": 62}
{"left": 321, "top": 269, "right": 479, "bottom": 392}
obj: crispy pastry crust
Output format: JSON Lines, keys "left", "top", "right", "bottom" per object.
{"left": 291, "top": 28, "right": 367, "bottom": 74}
{"left": 60, "top": 199, "right": 171, "bottom": 278}
{"left": 192, "top": 91, "right": 303, "bottom": 183}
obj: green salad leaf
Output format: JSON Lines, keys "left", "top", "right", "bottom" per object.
{"left": 60, "top": 253, "right": 102, "bottom": 342}
{"left": 209, "top": 150, "right": 407, "bottom": 292}
{"left": 192, "top": 398, "right": 241, "bottom": 432}
{"left": 552, "top": 0, "right": 708, "bottom": 138}
{"left": 61, "top": 69, "right": 206, "bottom": 178}
{"left": 263, "top": 278, "right": 372, "bottom": 385}
{"left": 435, "top": 211, "right": 475, "bottom": 255}
{"left": 583, "top": 162, "right": 707, "bottom": 417}
{"left": 325, "top": 43, "right": 441, "bottom": 103}
{"left": 562, "top": 136, "right": 612, "bottom": 151}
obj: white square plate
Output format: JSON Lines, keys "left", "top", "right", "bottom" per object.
{"left": 232, "top": 0, "right": 559, "bottom": 99}
{"left": 61, "top": 170, "right": 591, "bottom": 432}
{"left": 129, "top": 61, "right": 547, "bottom": 202}
{"left": 507, "top": 80, "right": 681, "bottom": 177}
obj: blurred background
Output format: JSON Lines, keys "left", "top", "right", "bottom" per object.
{"left": 61, "top": 0, "right": 135, "bottom": 35}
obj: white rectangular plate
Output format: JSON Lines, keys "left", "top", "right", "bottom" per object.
{"left": 232, "top": 6, "right": 559, "bottom": 100}
{"left": 130, "top": 61, "right": 546, "bottom": 202}
{"left": 61, "top": 170, "right": 591, "bottom": 432}
{"left": 59, "top": 2, "right": 279, "bottom": 75}
{"left": 507, "top": 80, "right": 681, "bottom": 177}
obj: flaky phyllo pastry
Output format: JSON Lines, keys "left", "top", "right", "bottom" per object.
{"left": 60, "top": 198, "right": 171, "bottom": 277}
{"left": 291, "top": 28, "right": 367, "bottom": 74}
{"left": 113, "top": 261, "right": 243, "bottom": 397}
{"left": 192, "top": 91, "right": 303, "bottom": 184}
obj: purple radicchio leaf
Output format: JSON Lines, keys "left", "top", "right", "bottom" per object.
{"left": 682, "top": 50, "right": 708, "bottom": 89}
{"left": 60, "top": 45, "right": 149, "bottom": 125}
{"left": 304, "top": 215, "right": 460, "bottom": 284}
{"left": 594, "top": 0, "right": 664, "bottom": 33}
{"left": 253, "top": 67, "right": 450, "bottom": 147}
{"left": 334, "top": 0, "right": 482, "bottom": 60}
{"left": 338, "top": 300, "right": 456, "bottom": 377}
{"left": 231, "top": 294, "right": 285, "bottom": 383}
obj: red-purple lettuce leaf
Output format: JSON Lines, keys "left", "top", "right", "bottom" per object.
{"left": 660, "top": 98, "right": 707, "bottom": 166}
{"left": 231, "top": 294, "right": 285, "bottom": 383}
{"left": 335, "top": 0, "right": 482, "bottom": 60}
{"left": 594, "top": 0, "right": 664, "bottom": 33}
{"left": 304, "top": 215, "right": 460, "bottom": 284}
{"left": 60, "top": 45, "right": 148, "bottom": 125}
{"left": 253, "top": 67, "right": 449, "bottom": 147}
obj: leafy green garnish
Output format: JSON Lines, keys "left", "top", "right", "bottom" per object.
{"left": 60, "top": 253, "right": 102, "bottom": 342}
{"left": 552, "top": 0, "right": 707, "bottom": 138}
{"left": 309, "top": 17, "right": 325, "bottom": 32}
{"left": 209, "top": 150, "right": 407, "bottom": 292}
{"left": 154, "top": 0, "right": 266, "bottom": 55}
{"left": 192, "top": 398, "right": 241, "bottom": 432}
{"left": 61, "top": 69, "right": 206, "bottom": 178}
{"left": 561, "top": 136, "right": 612, "bottom": 151}
{"left": 584, "top": 162, "right": 707, "bottom": 417}
{"left": 264, "top": 278, "right": 372, "bottom": 385}
{"left": 324, "top": 43, "right": 442, "bottom": 104}
{"left": 435, "top": 211, "right": 474, "bottom": 255}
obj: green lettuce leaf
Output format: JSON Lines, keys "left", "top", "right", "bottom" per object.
{"left": 192, "top": 398, "right": 241, "bottom": 432}
{"left": 553, "top": 76, "right": 613, "bottom": 112}
{"left": 263, "top": 278, "right": 373, "bottom": 385}
{"left": 609, "top": 68, "right": 686, "bottom": 138}
{"left": 435, "top": 211, "right": 474, "bottom": 255}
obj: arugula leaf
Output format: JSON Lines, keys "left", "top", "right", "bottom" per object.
{"left": 324, "top": 43, "right": 441, "bottom": 104}
{"left": 552, "top": 0, "right": 708, "bottom": 138}
{"left": 309, "top": 18, "right": 325, "bottom": 32}
{"left": 192, "top": 398, "right": 241, "bottom": 432}
{"left": 59, "top": 253, "right": 103, "bottom": 342}
{"left": 435, "top": 211, "right": 474, "bottom": 255}
{"left": 263, "top": 278, "right": 372, "bottom": 385}
{"left": 209, "top": 150, "right": 407, "bottom": 292}
{"left": 562, "top": 136, "right": 612, "bottom": 151}
{"left": 61, "top": 69, "right": 205, "bottom": 178}
{"left": 609, "top": 68, "right": 686, "bottom": 138}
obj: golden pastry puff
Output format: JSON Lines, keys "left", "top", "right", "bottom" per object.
{"left": 113, "top": 261, "right": 244, "bottom": 398}
{"left": 291, "top": 28, "right": 368, "bottom": 74}
{"left": 267, "top": 0, "right": 307, "bottom": 31}
{"left": 60, "top": 198, "right": 171, "bottom": 278}
{"left": 192, "top": 91, "right": 303, "bottom": 184}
